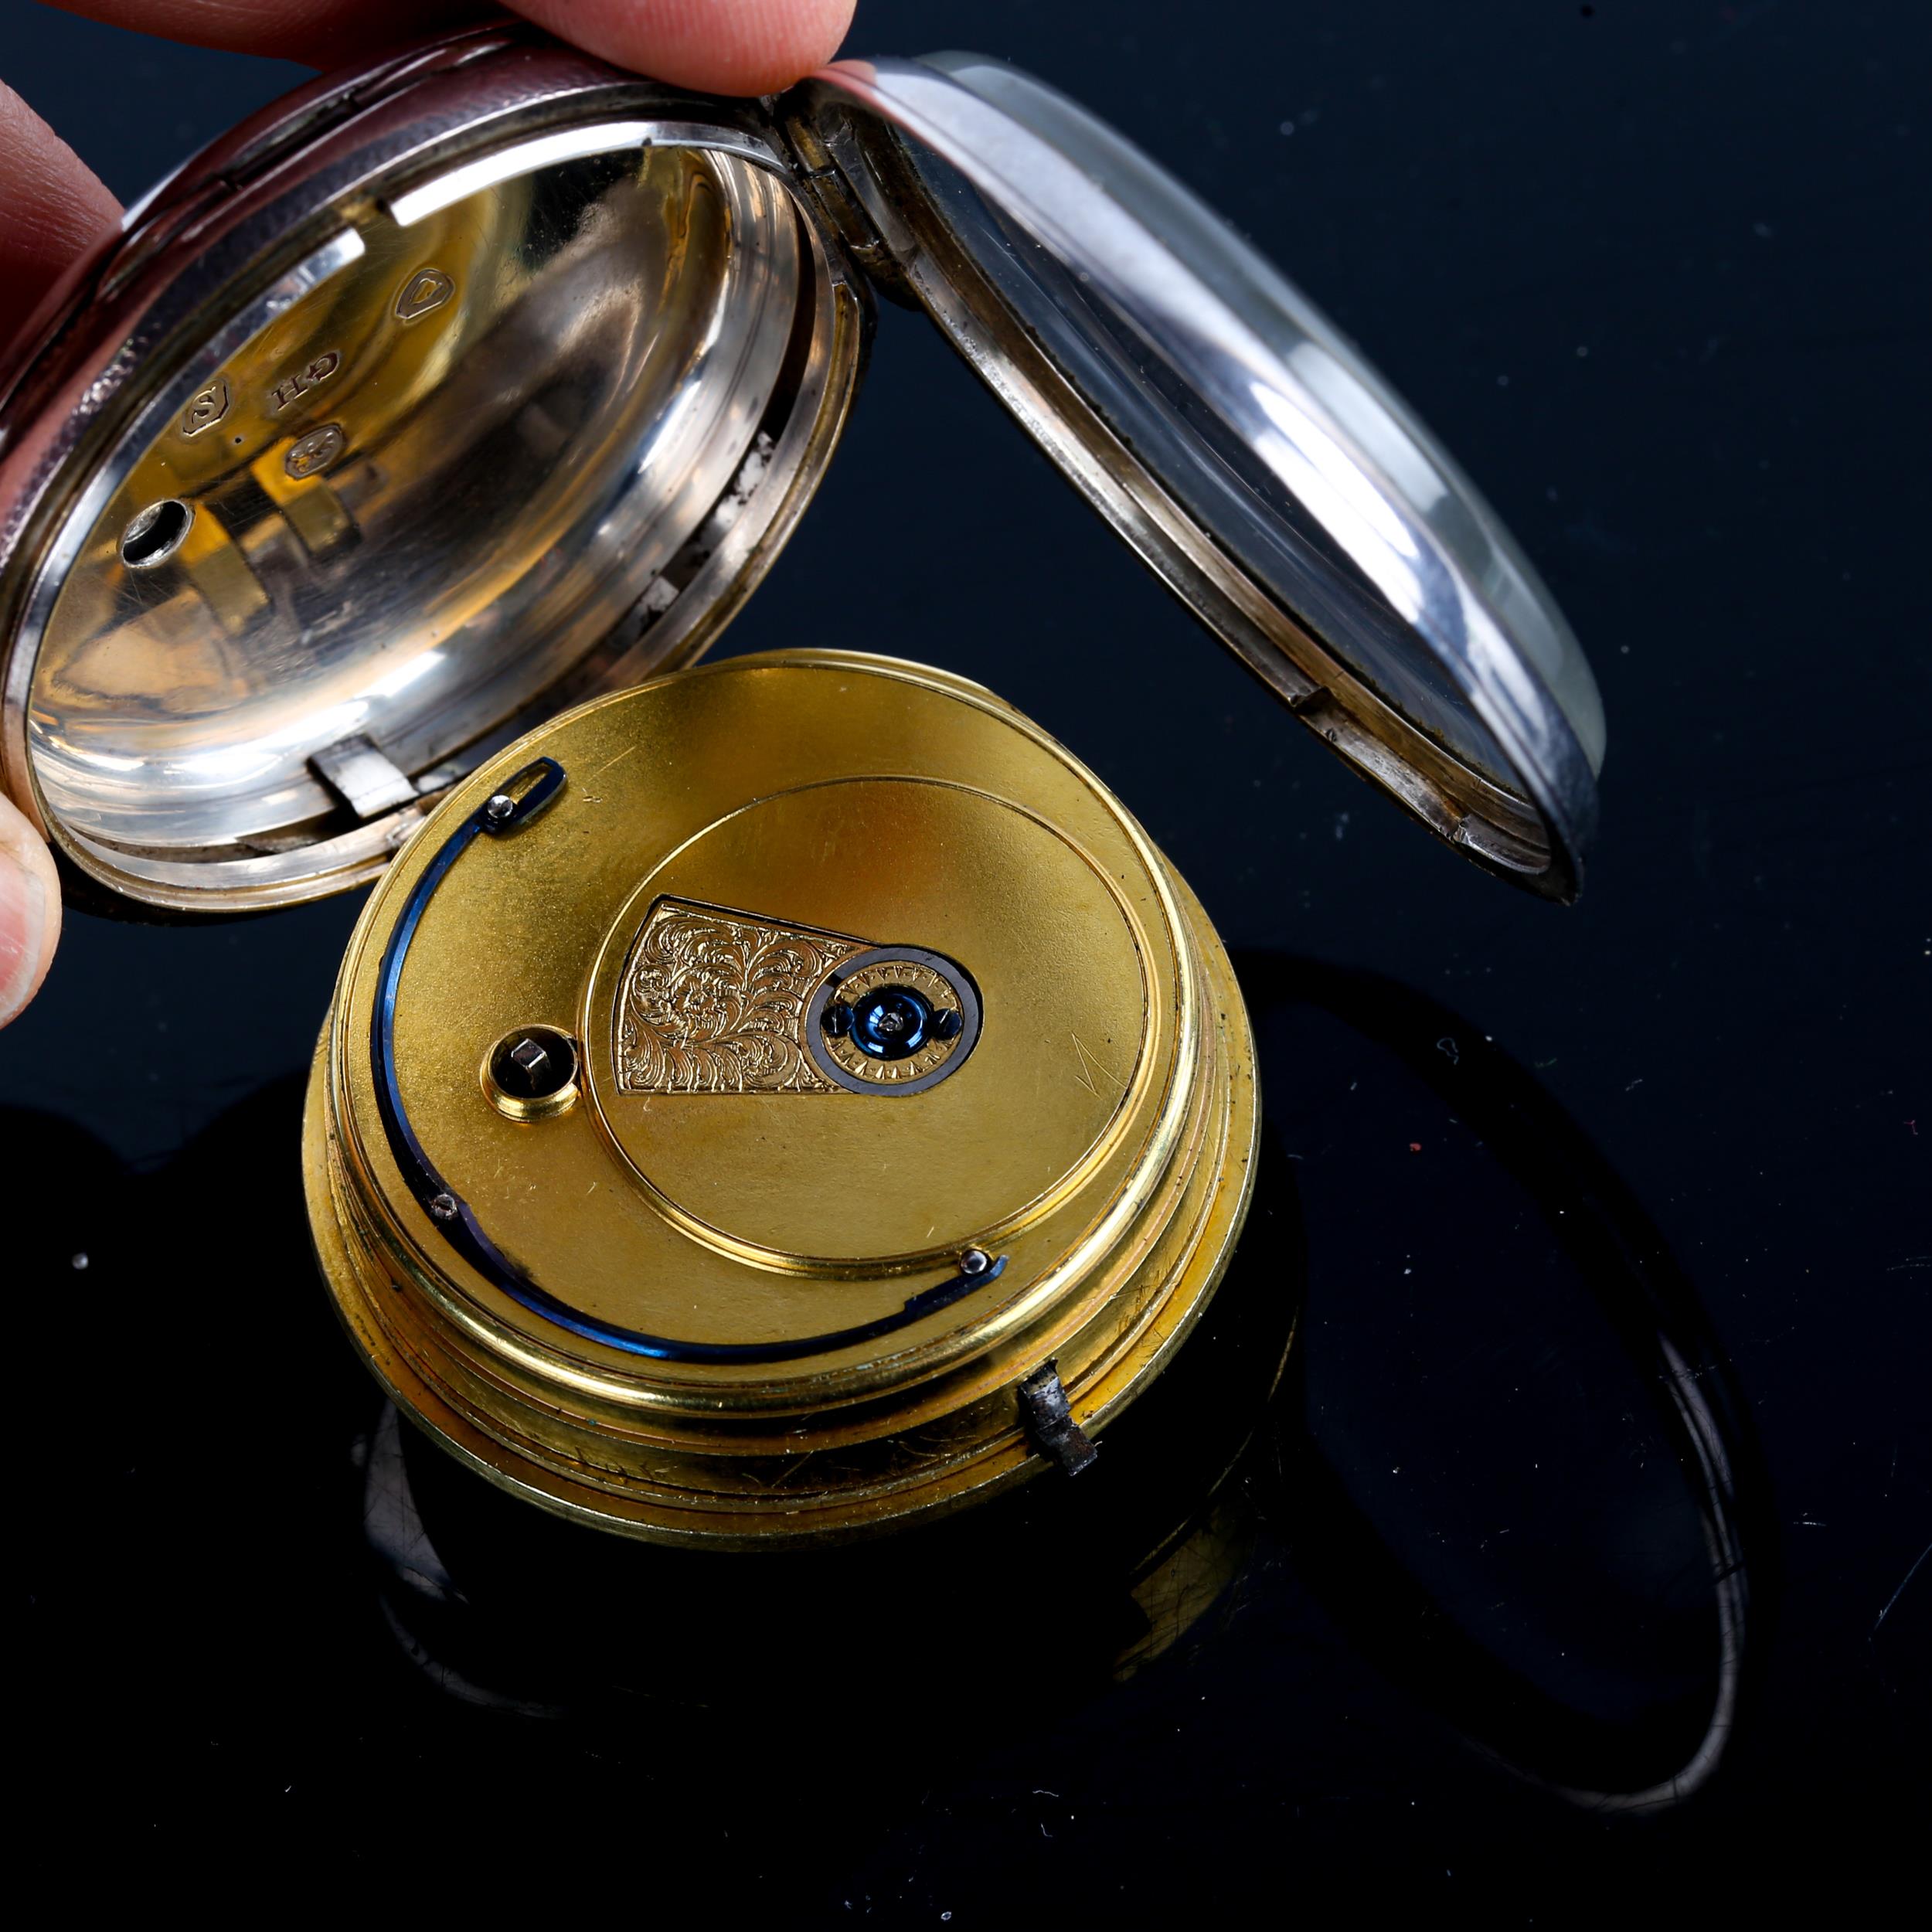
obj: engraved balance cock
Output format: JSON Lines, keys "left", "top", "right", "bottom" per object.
{"left": 614, "top": 898, "right": 865, "bottom": 1094}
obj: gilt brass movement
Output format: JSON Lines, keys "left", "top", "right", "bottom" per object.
{"left": 305, "top": 654, "right": 1257, "bottom": 1546}
{"left": 0, "top": 26, "right": 1604, "bottom": 1558}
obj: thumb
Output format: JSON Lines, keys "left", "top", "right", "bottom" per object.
{"left": 0, "top": 794, "right": 60, "bottom": 1027}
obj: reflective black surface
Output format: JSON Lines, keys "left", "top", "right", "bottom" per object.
{"left": 10, "top": 1, "right": 1927, "bottom": 1913}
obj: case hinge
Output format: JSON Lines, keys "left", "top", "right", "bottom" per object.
{"left": 778, "top": 108, "right": 913, "bottom": 303}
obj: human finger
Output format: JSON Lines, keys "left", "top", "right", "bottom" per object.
{"left": 0, "top": 80, "right": 119, "bottom": 345}
{"left": 38, "top": 2, "right": 857, "bottom": 94}
{"left": 0, "top": 793, "right": 61, "bottom": 1028}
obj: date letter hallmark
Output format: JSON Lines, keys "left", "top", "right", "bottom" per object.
{"left": 393, "top": 267, "right": 455, "bottom": 324}
{"left": 270, "top": 350, "right": 341, "bottom": 412}
{"left": 178, "top": 375, "right": 231, "bottom": 440}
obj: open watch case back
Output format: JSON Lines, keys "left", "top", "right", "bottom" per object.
{"left": 0, "top": 23, "right": 1605, "bottom": 1544}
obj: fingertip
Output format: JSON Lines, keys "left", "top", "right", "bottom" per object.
{"left": 515, "top": 1, "right": 859, "bottom": 96}
{"left": 0, "top": 81, "right": 121, "bottom": 348}
{"left": 0, "top": 795, "right": 61, "bottom": 1029}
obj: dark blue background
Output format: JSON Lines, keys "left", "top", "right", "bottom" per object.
{"left": 8, "top": 1, "right": 1926, "bottom": 1916}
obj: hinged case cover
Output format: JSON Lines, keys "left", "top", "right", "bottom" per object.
{"left": 0, "top": 26, "right": 1601, "bottom": 913}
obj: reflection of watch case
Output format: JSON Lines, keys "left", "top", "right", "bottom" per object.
{"left": 0, "top": 24, "right": 1605, "bottom": 1543}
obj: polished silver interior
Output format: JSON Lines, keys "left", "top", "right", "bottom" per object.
{"left": 26, "top": 131, "right": 815, "bottom": 889}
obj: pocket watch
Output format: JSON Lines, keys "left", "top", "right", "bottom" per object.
{"left": 0, "top": 23, "right": 1605, "bottom": 1546}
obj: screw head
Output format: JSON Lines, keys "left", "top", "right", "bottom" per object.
{"left": 960, "top": 1247, "right": 992, "bottom": 1277}
{"left": 428, "top": 1192, "right": 459, "bottom": 1223}
{"left": 846, "top": 985, "right": 934, "bottom": 1060}
{"left": 483, "top": 793, "right": 517, "bottom": 826}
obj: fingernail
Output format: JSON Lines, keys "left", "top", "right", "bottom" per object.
{"left": 0, "top": 843, "right": 49, "bottom": 1024}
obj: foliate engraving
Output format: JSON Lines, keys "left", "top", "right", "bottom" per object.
{"left": 614, "top": 900, "right": 865, "bottom": 1095}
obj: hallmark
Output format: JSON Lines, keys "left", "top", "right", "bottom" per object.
{"left": 179, "top": 375, "right": 230, "bottom": 439}
{"left": 394, "top": 267, "right": 455, "bottom": 323}
{"left": 270, "top": 350, "right": 341, "bottom": 411}
{"left": 284, "top": 423, "right": 346, "bottom": 480}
